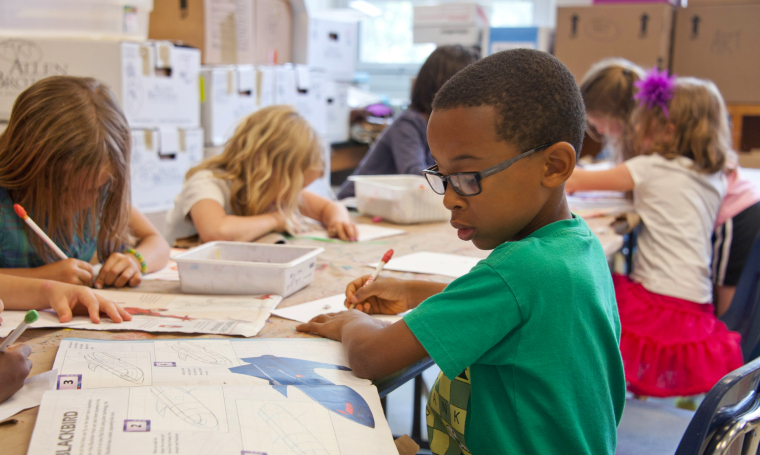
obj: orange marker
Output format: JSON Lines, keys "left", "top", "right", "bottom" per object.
{"left": 14, "top": 204, "right": 68, "bottom": 260}
{"left": 350, "top": 249, "right": 394, "bottom": 310}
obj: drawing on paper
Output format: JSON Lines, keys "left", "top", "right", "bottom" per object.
{"left": 84, "top": 352, "right": 145, "bottom": 384}
{"left": 259, "top": 403, "right": 331, "bottom": 455}
{"left": 150, "top": 387, "right": 219, "bottom": 429}
{"left": 171, "top": 341, "right": 233, "bottom": 365}
{"left": 229, "top": 356, "right": 375, "bottom": 428}
{"left": 123, "top": 307, "right": 194, "bottom": 321}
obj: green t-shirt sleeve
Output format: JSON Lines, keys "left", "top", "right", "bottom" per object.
{"left": 403, "top": 263, "right": 523, "bottom": 380}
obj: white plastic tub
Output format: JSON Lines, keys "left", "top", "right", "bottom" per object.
{"left": 0, "top": 0, "right": 153, "bottom": 41}
{"left": 174, "top": 242, "right": 324, "bottom": 297}
{"left": 349, "top": 175, "right": 450, "bottom": 224}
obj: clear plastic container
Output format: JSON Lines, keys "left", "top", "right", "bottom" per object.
{"left": 0, "top": 0, "right": 153, "bottom": 41}
{"left": 174, "top": 242, "right": 324, "bottom": 297}
{"left": 349, "top": 175, "right": 450, "bottom": 224}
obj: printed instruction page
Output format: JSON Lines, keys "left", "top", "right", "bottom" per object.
{"left": 31, "top": 338, "right": 397, "bottom": 454}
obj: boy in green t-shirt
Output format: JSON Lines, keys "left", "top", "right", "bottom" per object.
{"left": 297, "top": 49, "right": 626, "bottom": 454}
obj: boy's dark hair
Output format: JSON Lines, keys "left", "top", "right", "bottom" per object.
{"left": 433, "top": 49, "right": 586, "bottom": 157}
{"left": 410, "top": 45, "right": 480, "bottom": 116}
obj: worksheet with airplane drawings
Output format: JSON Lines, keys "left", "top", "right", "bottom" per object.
{"left": 32, "top": 338, "right": 397, "bottom": 455}
{"left": 0, "top": 291, "right": 282, "bottom": 338}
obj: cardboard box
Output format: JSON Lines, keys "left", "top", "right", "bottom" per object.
{"left": 0, "top": 0, "right": 153, "bottom": 41}
{"left": 149, "top": 0, "right": 291, "bottom": 65}
{"left": 292, "top": 11, "right": 358, "bottom": 82}
{"left": 274, "top": 64, "right": 297, "bottom": 106}
{"left": 555, "top": 4, "right": 675, "bottom": 81}
{"left": 672, "top": 4, "right": 760, "bottom": 104}
{"left": 324, "top": 80, "right": 350, "bottom": 144}
{"left": 254, "top": 0, "right": 292, "bottom": 65}
{"left": 257, "top": 65, "right": 276, "bottom": 107}
{"left": 149, "top": 0, "right": 254, "bottom": 64}
{"left": 0, "top": 38, "right": 200, "bottom": 127}
{"left": 738, "top": 150, "right": 760, "bottom": 169}
{"left": 488, "top": 27, "right": 553, "bottom": 54}
{"left": 201, "top": 65, "right": 258, "bottom": 146}
{"left": 413, "top": 4, "right": 489, "bottom": 47}
{"left": 131, "top": 127, "right": 204, "bottom": 213}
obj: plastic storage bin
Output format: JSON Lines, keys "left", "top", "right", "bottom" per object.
{"left": 174, "top": 242, "right": 324, "bottom": 297}
{"left": 0, "top": 0, "right": 153, "bottom": 41}
{"left": 349, "top": 175, "right": 450, "bottom": 224}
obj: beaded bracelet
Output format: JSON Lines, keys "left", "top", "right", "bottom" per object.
{"left": 124, "top": 248, "right": 148, "bottom": 274}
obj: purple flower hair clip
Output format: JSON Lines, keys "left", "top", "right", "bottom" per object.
{"left": 634, "top": 68, "right": 677, "bottom": 118}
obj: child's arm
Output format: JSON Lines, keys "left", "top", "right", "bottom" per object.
{"left": 299, "top": 190, "right": 358, "bottom": 241}
{"left": 565, "top": 163, "right": 635, "bottom": 194}
{"left": 0, "top": 274, "right": 131, "bottom": 323}
{"left": 94, "top": 207, "right": 170, "bottom": 289}
{"left": 298, "top": 313, "right": 428, "bottom": 380}
{"left": 0, "top": 259, "right": 94, "bottom": 286}
{"left": 190, "top": 199, "right": 286, "bottom": 243}
{"left": 297, "top": 276, "right": 441, "bottom": 379}
{"left": 0, "top": 345, "right": 32, "bottom": 403}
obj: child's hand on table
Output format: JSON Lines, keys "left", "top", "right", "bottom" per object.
{"left": 326, "top": 219, "right": 358, "bottom": 242}
{"left": 296, "top": 311, "right": 385, "bottom": 341}
{"left": 0, "top": 344, "right": 32, "bottom": 403}
{"left": 94, "top": 252, "right": 142, "bottom": 289}
{"left": 35, "top": 258, "right": 94, "bottom": 286}
{"left": 42, "top": 281, "right": 132, "bottom": 324}
{"left": 345, "top": 275, "right": 412, "bottom": 314}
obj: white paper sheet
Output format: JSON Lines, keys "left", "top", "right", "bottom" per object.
{"left": 29, "top": 384, "right": 396, "bottom": 455}
{"left": 0, "top": 369, "right": 57, "bottom": 421}
{"left": 141, "top": 260, "right": 179, "bottom": 281}
{"left": 0, "top": 291, "right": 282, "bottom": 338}
{"left": 271, "top": 294, "right": 406, "bottom": 324}
{"left": 28, "top": 338, "right": 398, "bottom": 455}
{"left": 369, "top": 251, "right": 482, "bottom": 278}
{"left": 567, "top": 190, "right": 633, "bottom": 217}
{"left": 92, "top": 261, "right": 180, "bottom": 282}
{"left": 299, "top": 224, "right": 406, "bottom": 242}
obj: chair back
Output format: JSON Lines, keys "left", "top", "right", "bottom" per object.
{"left": 675, "top": 357, "right": 760, "bottom": 455}
{"left": 721, "top": 232, "right": 760, "bottom": 362}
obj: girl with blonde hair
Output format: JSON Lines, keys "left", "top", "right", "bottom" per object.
{"left": 566, "top": 72, "right": 743, "bottom": 397}
{"left": 165, "top": 105, "right": 357, "bottom": 245}
{"left": 579, "top": 58, "right": 645, "bottom": 162}
{"left": 0, "top": 76, "right": 170, "bottom": 289}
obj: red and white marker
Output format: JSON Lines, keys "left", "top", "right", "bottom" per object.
{"left": 350, "top": 249, "right": 394, "bottom": 310}
{"left": 364, "top": 249, "right": 394, "bottom": 287}
{"left": 14, "top": 204, "right": 68, "bottom": 261}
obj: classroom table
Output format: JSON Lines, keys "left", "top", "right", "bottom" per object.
{"left": 0, "top": 215, "right": 622, "bottom": 454}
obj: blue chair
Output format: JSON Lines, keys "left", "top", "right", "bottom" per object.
{"left": 721, "top": 232, "right": 760, "bottom": 362}
{"left": 674, "top": 356, "right": 760, "bottom": 455}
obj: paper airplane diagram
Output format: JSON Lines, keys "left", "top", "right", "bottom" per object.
{"left": 229, "top": 355, "right": 375, "bottom": 428}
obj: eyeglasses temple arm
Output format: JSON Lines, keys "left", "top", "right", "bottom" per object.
{"left": 478, "top": 144, "right": 551, "bottom": 179}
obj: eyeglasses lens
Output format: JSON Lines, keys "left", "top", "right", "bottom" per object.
{"left": 450, "top": 174, "right": 481, "bottom": 195}
{"left": 425, "top": 173, "right": 446, "bottom": 195}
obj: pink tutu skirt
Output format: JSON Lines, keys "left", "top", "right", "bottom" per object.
{"left": 613, "top": 274, "right": 743, "bottom": 397}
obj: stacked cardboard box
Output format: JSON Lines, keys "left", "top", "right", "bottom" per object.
{"left": 554, "top": 4, "right": 675, "bottom": 81}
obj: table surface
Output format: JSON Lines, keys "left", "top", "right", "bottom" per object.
{"left": 0, "top": 215, "right": 622, "bottom": 454}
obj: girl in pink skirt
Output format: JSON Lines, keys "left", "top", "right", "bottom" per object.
{"left": 566, "top": 70, "right": 743, "bottom": 397}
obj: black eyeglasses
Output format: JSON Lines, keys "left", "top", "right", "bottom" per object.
{"left": 422, "top": 144, "right": 551, "bottom": 196}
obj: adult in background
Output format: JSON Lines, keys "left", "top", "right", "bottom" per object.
{"left": 337, "top": 45, "right": 479, "bottom": 199}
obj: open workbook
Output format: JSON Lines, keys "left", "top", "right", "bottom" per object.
{"left": 28, "top": 338, "right": 397, "bottom": 455}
